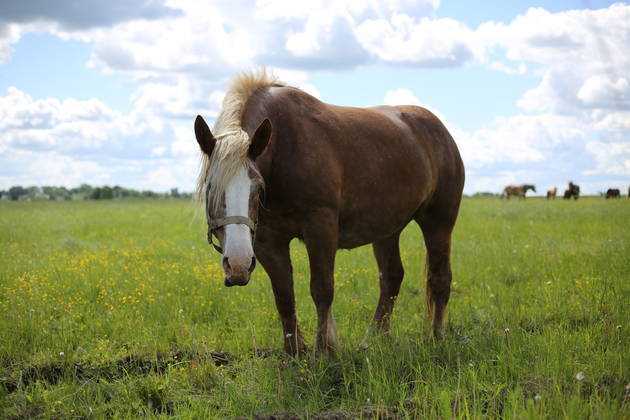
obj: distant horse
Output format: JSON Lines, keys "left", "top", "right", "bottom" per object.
{"left": 503, "top": 184, "right": 536, "bottom": 199}
{"left": 546, "top": 187, "right": 557, "bottom": 200}
{"left": 627, "top": 186, "right": 630, "bottom": 199}
{"left": 563, "top": 181, "right": 580, "bottom": 200}
{"left": 194, "top": 71, "right": 465, "bottom": 355}
{"left": 606, "top": 188, "right": 620, "bottom": 199}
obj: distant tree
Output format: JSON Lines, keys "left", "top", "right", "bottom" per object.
{"left": 42, "top": 186, "right": 55, "bottom": 200}
{"left": 6, "top": 183, "right": 190, "bottom": 200}
{"left": 112, "top": 185, "right": 124, "bottom": 199}
{"left": 100, "top": 186, "right": 113, "bottom": 199}
{"left": 90, "top": 187, "right": 102, "bottom": 200}
{"left": 71, "top": 183, "right": 93, "bottom": 199}
{"left": 26, "top": 186, "right": 40, "bottom": 199}
{"left": 127, "top": 188, "right": 140, "bottom": 198}
{"left": 8, "top": 186, "right": 26, "bottom": 200}
{"left": 42, "top": 186, "right": 70, "bottom": 200}
{"left": 57, "top": 186, "right": 71, "bottom": 200}
{"left": 141, "top": 190, "right": 157, "bottom": 198}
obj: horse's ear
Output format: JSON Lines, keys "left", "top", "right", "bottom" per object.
{"left": 249, "top": 118, "right": 272, "bottom": 160}
{"left": 195, "top": 115, "right": 216, "bottom": 156}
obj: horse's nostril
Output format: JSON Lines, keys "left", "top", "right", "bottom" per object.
{"left": 223, "top": 256, "right": 231, "bottom": 270}
{"left": 249, "top": 256, "right": 257, "bottom": 273}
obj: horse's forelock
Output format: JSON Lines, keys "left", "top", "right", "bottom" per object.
{"left": 205, "top": 130, "right": 251, "bottom": 213}
{"left": 194, "top": 69, "right": 284, "bottom": 211}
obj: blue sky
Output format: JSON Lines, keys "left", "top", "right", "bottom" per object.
{"left": 0, "top": 0, "right": 628, "bottom": 194}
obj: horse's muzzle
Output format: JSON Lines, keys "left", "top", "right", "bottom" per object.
{"left": 222, "top": 256, "right": 256, "bottom": 287}
{"left": 224, "top": 275, "right": 250, "bottom": 287}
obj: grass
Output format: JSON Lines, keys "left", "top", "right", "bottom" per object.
{"left": 0, "top": 197, "right": 628, "bottom": 419}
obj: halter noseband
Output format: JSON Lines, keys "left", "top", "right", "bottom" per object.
{"left": 207, "top": 216, "right": 257, "bottom": 254}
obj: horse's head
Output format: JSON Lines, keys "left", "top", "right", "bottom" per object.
{"left": 194, "top": 115, "right": 272, "bottom": 287}
{"left": 525, "top": 184, "right": 536, "bottom": 193}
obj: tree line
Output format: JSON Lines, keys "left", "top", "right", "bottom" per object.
{"left": 0, "top": 184, "right": 192, "bottom": 201}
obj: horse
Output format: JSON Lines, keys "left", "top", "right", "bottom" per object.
{"left": 502, "top": 184, "right": 536, "bottom": 199}
{"left": 546, "top": 187, "right": 557, "bottom": 200}
{"left": 193, "top": 70, "right": 465, "bottom": 356}
{"left": 563, "top": 181, "right": 580, "bottom": 200}
{"left": 606, "top": 188, "right": 620, "bottom": 199}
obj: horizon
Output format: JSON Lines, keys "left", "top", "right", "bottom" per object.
{"left": 1, "top": 1, "right": 629, "bottom": 195}
{"left": 2, "top": 182, "right": 626, "bottom": 198}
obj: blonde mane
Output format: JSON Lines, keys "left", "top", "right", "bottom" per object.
{"left": 195, "top": 69, "right": 283, "bottom": 211}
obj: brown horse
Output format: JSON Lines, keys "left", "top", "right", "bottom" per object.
{"left": 546, "top": 187, "right": 557, "bottom": 200}
{"left": 194, "top": 71, "right": 465, "bottom": 356}
{"left": 563, "top": 181, "right": 580, "bottom": 200}
{"left": 606, "top": 188, "right": 620, "bottom": 199}
{"left": 502, "top": 184, "right": 536, "bottom": 199}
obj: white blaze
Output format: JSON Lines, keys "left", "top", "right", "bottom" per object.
{"left": 223, "top": 166, "right": 254, "bottom": 259}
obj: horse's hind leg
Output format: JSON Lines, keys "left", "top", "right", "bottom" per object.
{"left": 416, "top": 214, "right": 457, "bottom": 339}
{"left": 371, "top": 231, "right": 404, "bottom": 333}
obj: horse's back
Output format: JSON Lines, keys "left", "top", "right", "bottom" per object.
{"left": 246, "top": 87, "right": 464, "bottom": 246}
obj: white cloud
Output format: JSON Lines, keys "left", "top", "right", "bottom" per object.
{"left": 0, "top": 23, "right": 21, "bottom": 63}
{"left": 0, "top": 0, "right": 181, "bottom": 30}
{"left": 577, "top": 75, "right": 629, "bottom": 109}
{"left": 0, "top": 86, "right": 202, "bottom": 190}
{"left": 1, "top": 1, "right": 629, "bottom": 194}
{"left": 455, "top": 114, "right": 586, "bottom": 168}
{"left": 383, "top": 88, "right": 421, "bottom": 106}
{"left": 492, "top": 5, "right": 630, "bottom": 121}
{"left": 592, "top": 110, "right": 630, "bottom": 133}
{"left": 356, "top": 15, "right": 474, "bottom": 65}
{"left": 584, "top": 141, "right": 630, "bottom": 176}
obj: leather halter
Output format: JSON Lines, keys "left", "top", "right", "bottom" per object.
{"left": 207, "top": 216, "right": 257, "bottom": 254}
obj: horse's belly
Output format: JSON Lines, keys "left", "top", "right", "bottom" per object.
{"left": 337, "top": 197, "right": 424, "bottom": 249}
{"left": 337, "top": 218, "right": 410, "bottom": 249}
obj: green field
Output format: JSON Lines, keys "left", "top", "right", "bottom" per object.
{"left": 1, "top": 197, "right": 628, "bottom": 419}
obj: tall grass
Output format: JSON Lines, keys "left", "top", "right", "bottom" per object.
{"left": 0, "top": 197, "right": 628, "bottom": 418}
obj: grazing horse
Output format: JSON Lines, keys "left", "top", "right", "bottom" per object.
{"left": 546, "top": 187, "right": 557, "bottom": 200}
{"left": 194, "top": 71, "right": 465, "bottom": 356}
{"left": 606, "top": 188, "right": 620, "bottom": 199}
{"left": 502, "top": 184, "right": 536, "bottom": 199}
{"left": 563, "top": 181, "right": 580, "bottom": 200}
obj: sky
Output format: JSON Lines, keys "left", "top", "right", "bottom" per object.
{"left": 0, "top": 0, "right": 629, "bottom": 195}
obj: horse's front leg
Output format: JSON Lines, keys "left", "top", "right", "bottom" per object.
{"left": 303, "top": 209, "right": 339, "bottom": 356}
{"left": 255, "top": 229, "right": 306, "bottom": 356}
